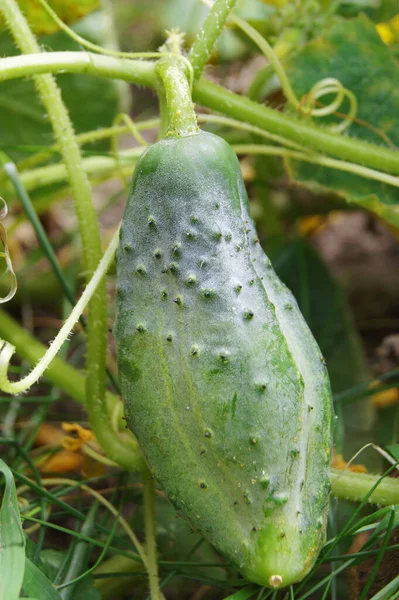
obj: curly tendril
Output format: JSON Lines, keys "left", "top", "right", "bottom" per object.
{"left": 0, "top": 197, "right": 17, "bottom": 304}
{"left": 300, "top": 77, "right": 358, "bottom": 133}
{"left": 201, "top": 0, "right": 359, "bottom": 132}
{"left": 0, "top": 228, "right": 119, "bottom": 395}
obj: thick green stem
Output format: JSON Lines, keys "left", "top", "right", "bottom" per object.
{"left": 0, "top": 0, "right": 131, "bottom": 469}
{"left": 0, "top": 52, "right": 399, "bottom": 175}
{"left": 156, "top": 56, "right": 199, "bottom": 137}
{"left": 19, "top": 147, "right": 144, "bottom": 192}
{"left": 188, "top": 0, "right": 240, "bottom": 80}
{"left": 0, "top": 51, "right": 157, "bottom": 86}
{"left": 157, "top": 86, "right": 169, "bottom": 140}
{"left": 192, "top": 78, "right": 399, "bottom": 176}
{"left": 330, "top": 468, "right": 399, "bottom": 506}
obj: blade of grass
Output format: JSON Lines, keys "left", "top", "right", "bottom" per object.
{"left": 368, "top": 573, "right": 399, "bottom": 600}
{"left": 23, "top": 557, "right": 62, "bottom": 600}
{"left": 58, "top": 502, "right": 98, "bottom": 599}
{"left": 223, "top": 585, "right": 259, "bottom": 599}
{"left": 21, "top": 515, "right": 140, "bottom": 564}
{"left": 359, "top": 508, "right": 396, "bottom": 600}
{"left": 0, "top": 438, "right": 46, "bottom": 565}
{"left": 0, "top": 157, "right": 76, "bottom": 307}
{"left": 57, "top": 513, "right": 118, "bottom": 593}
{"left": 0, "top": 458, "right": 25, "bottom": 600}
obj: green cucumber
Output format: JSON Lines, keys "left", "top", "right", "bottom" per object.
{"left": 115, "top": 131, "right": 334, "bottom": 588}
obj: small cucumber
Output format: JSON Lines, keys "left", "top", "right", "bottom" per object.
{"left": 115, "top": 131, "right": 334, "bottom": 588}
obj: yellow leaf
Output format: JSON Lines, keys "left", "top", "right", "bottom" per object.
{"left": 36, "top": 449, "right": 83, "bottom": 474}
{"left": 370, "top": 380, "right": 399, "bottom": 408}
{"left": 0, "top": 0, "right": 100, "bottom": 36}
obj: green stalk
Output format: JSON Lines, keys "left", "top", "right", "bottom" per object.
{"left": 188, "top": 0, "right": 240, "bottom": 80}
{"left": 1, "top": 158, "right": 77, "bottom": 308}
{"left": 19, "top": 148, "right": 144, "bottom": 192}
{"left": 192, "top": 78, "right": 399, "bottom": 175}
{"left": 156, "top": 56, "right": 199, "bottom": 137}
{"left": 0, "top": 51, "right": 157, "bottom": 86}
{"left": 330, "top": 468, "right": 399, "bottom": 506}
{"left": 0, "top": 0, "right": 132, "bottom": 469}
{"left": 59, "top": 502, "right": 99, "bottom": 600}
{"left": 0, "top": 52, "right": 399, "bottom": 176}
{"left": 143, "top": 470, "right": 164, "bottom": 600}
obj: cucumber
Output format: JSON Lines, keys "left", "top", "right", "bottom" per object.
{"left": 115, "top": 131, "right": 334, "bottom": 588}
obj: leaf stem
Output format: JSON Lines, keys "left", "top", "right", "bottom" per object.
{"left": 0, "top": 309, "right": 103, "bottom": 408}
{"left": 233, "top": 144, "right": 399, "bottom": 189}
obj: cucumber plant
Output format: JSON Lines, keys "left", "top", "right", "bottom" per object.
{"left": 0, "top": 0, "right": 398, "bottom": 598}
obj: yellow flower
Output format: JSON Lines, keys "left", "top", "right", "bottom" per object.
{"left": 377, "top": 15, "right": 399, "bottom": 46}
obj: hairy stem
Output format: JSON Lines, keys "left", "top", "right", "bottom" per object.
{"left": 0, "top": 0, "right": 119, "bottom": 466}
{"left": 156, "top": 56, "right": 199, "bottom": 137}
{"left": 0, "top": 309, "right": 115, "bottom": 413}
{"left": 192, "top": 78, "right": 399, "bottom": 176}
{"left": 330, "top": 468, "right": 399, "bottom": 506}
{"left": 188, "top": 0, "right": 240, "bottom": 80}
{"left": 0, "top": 2, "right": 151, "bottom": 470}
{"left": 0, "top": 51, "right": 157, "bottom": 86}
{"left": 0, "top": 52, "right": 398, "bottom": 176}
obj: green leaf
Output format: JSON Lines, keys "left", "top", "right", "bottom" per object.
{"left": 22, "top": 557, "right": 62, "bottom": 600}
{"left": 222, "top": 585, "right": 259, "bottom": 600}
{"left": 0, "top": 458, "right": 25, "bottom": 600}
{"left": 0, "top": 13, "right": 121, "bottom": 162}
{"left": 337, "top": 0, "right": 398, "bottom": 20}
{"left": 38, "top": 549, "right": 66, "bottom": 580}
{"left": 284, "top": 14, "right": 399, "bottom": 227}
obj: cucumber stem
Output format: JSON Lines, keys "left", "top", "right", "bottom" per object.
{"left": 156, "top": 56, "right": 199, "bottom": 138}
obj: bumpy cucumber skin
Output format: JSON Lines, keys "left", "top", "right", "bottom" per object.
{"left": 115, "top": 132, "right": 334, "bottom": 588}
